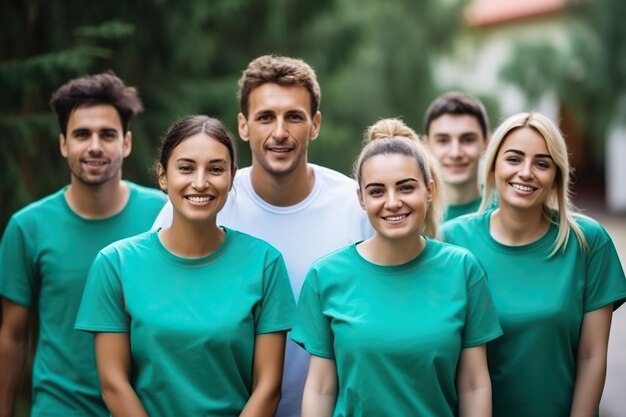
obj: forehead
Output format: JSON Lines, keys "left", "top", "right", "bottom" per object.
{"left": 361, "top": 153, "right": 425, "bottom": 183}
{"left": 247, "top": 83, "right": 312, "bottom": 115}
{"left": 66, "top": 104, "right": 123, "bottom": 132}
{"left": 499, "top": 127, "right": 549, "bottom": 154}
{"left": 170, "top": 133, "right": 231, "bottom": 161}
{"left": 428, "top": 114, "right": 483, "bottom": 138}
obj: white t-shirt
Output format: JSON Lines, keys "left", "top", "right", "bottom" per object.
{"left": 152, "top": 164, "right": 372, "bottom": 417}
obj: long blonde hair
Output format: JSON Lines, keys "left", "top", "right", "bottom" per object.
{"left": 353, "top": 118, "right": 443, "bottom": 238}
{"left": 480, "top": 112, "right": 588, "bottom": 256}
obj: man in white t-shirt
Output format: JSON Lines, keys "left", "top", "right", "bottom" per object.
{"left": 152, "top": 55, "right": 371, "bottom": 417}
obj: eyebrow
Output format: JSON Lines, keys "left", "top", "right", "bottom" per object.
{"left": 71, "top": 127, "right": 118, "bottom": 134}
{"left": 175, "top": 158, "right": 228, "bottom": 164}
{"left": 504, "top": 149, "right": 552, "bottom": 159}
{"left": 364, "top": 178, "right": 419, "bottom": 189}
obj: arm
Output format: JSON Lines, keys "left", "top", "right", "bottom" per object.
{"left": 240, "top": 332, "right": 287, "bottom": 417}
{"left": 301, "top": 355, "right": 337, "bottom": 417}
{"left": 95, "top": 332, "right": 149, "bottom": 417}
{"left": 569, "top": 305, "right": 612, "bottom": 417}
{"left": 457, "top": 345, "right": 492, "bottom": 417}
{"left": 0, "top": 299, "right": 30, "bottom": 417}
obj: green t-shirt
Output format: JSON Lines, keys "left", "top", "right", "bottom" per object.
{"left": 441, "top": 209, "right": 626, "bottom": 417}
{"left": 75, "top": 228, "right": 296, "bottom": 417}
{"left": 443, "top": 197, "right": 482, "bottom": 223}
{"left": 0, "top": 182, "right": 166, "bottom": 417}
{"left": 290, "top": 239, "right": 502, "bottom": 417}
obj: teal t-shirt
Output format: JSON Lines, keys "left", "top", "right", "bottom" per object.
{"left": 0, "top": 182, "right": 166, "bottom": 417}
{"left": 75, "top": 228, "right": 296, "bottom": 417}
{"left": 442, "top": 197, "right": 482, "bottom": 223}
{"left": 290, "top": 239, "right": 502, "bottom": 417}
{"left": 441, "top": 209, "right": 626, "bottom": 417}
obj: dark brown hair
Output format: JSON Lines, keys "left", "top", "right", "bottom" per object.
{"left": 423, "top": 91, "right": 489, "bottom": 139}
{"left": 50, "top": 71, "right": 143, "bottom": 135}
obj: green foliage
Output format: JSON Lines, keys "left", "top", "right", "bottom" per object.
{"left": 1, "top": 0, "right": 462, "bottom": 234}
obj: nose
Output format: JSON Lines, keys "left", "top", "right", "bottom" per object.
{"left": 88, "top": 134, "right": 103, "bottom": 154}
{"left": 273, "top": 118, "right": 288, "bottom": 142}
{"left": 449, "top": 140, "right": 461, "bottom": 158}
{"left": 192, "top": 169, "right": 209, "bottom": 190}
{"left": 384, "top": 191, "right": 402, "bottom": 210}
{"left": 518, "top": 161, "right": 534, "bottom": 179}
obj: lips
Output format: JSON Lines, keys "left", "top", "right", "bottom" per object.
{"left": 82, "top": 159, "right": 107, "bottom": 166}
{"left": 444, "top": 163, "right": 469, "bottom": 173}
{"left": 382, "top": 213, "right": 410, "bottom": 222}
{"left": 185, "top": 195, "right": 214, "bottom": 204}
{"left": 267, "top": 146, "right": 293, "bottom": 153}
{"left": 509, "top": 182, "right": 537, "bottom": 193}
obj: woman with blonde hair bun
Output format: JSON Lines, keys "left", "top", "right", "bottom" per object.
{"left": 291, "top": 118, "right": 502, "bottom": 416}
{"left": 442, "top": 112, "right": 626, "bottom": 417}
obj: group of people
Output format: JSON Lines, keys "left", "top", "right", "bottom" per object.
{"left": 0, "top": 54, "right": 625, "bottom": 417}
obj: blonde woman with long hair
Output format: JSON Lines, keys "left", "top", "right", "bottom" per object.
{"left": 442, "top": 112, "right": 626, "bottom": 417}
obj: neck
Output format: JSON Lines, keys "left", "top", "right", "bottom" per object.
{"left": 249, "top": 162, "right": 315, "bottom": 206}
{"left": 159, "top": 217, "right": 225, "bottom": 258}
{"left": 490, "top": 205, "right": 549, "bottom": 246}
{"left": 358, "top": 233, "right": 425, "bottom": 266}
{"left": 65, "top": 176, "right": 128, "bottom": 219}
{"left": 445, "top": 181, "right": 480, "bottom": 205}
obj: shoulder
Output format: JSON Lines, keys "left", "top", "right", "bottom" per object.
{"left": 223, "top": 227, "right": 283, "bottom": 259}
{"left": 441, "top": 210, "right": 488, "bottom": 241}
{"left": 8, "top": 189, "right": 67, "bottom": 226}
{"left": 311, "top": 164, "right": 358, "bottom": 189}
{"left": 309, "top": 244, "right": 357, "bottom": 272}
{"left": 127, "top": 181, "right": 167, "bottom": 204}
{"left": 99, "top": 230, "right": 155, "bottom": 259}
{"left": 571, "top": 212, "right": 612, "bottom": 248}
{"left": 426, "top": 238, "right": 482, "bottom": 266}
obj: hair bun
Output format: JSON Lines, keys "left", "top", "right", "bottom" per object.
{"left": 364, "top": 118, "right": 419, "bottom": 144}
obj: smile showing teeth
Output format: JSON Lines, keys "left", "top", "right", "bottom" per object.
{"left": 84, "top": 160, "right": 106, "bottom": 166}
{"left": 383, "top": 214, "right": 408, "bottom": 221}
{"left": 268, "top": 147, "right": 291, "bottom": 153}
{"left": 510, "top": 183, "right": 535, "bottom": 192}
{"left": 186, "top": 195, "right": 212, "bottom": 203}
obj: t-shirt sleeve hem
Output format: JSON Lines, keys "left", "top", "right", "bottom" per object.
{"left": 462, "top": 329, "right": 503, "bottom": 349}
{"left": 584, "top": 293, "right": 626, "bottom": 313}
{"left": 289, "top": 336, "right": 335, "bottom": 359}
{"left": 74, "top": 323, "right": 129, "bottom": 333}
{"left": 255, "top": 324, "right": 292, "bottom": 335}
{"left": 0, "top": 292, "right": 32, "bottom": 308}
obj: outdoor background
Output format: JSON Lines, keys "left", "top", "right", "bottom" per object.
{"left": 1, "top": 0, "right": 625, "bottom": 416}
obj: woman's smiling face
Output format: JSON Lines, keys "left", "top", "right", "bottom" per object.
{"left": 494, "top": 127, "right": 557, "bottom": 212}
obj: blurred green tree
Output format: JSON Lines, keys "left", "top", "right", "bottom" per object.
{"left": 1, "top": 0, "right": 464, "bottom": 233}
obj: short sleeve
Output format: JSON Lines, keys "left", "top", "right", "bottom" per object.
{"left": 254, "top": 253, "right": 296, "bottom": 334}
{"left": 462, "top": 257, "right": 503, "bottom": 348}
{"left": 0, "top": 217, "right": 37, "bottom": 307}
{"left": 583, "top": 228, "right": 626, "bottom": 312}
{"left": 74, "top": 251, "right": 129, "bottom": 333}
{"left": 289, "top": 269, "right": 335, "bottom": 359}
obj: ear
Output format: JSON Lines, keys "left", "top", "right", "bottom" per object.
{"left": 157, "top": 163, "right": 167, "bottom": 193}
{"left": 309, "top": 111, "right": 322, "bottom": 141}
{"left": 123, "top": 131, "right": 133, "bottom": 157}
{"left": 357, "top": 187, "right": 366, "bottom": 210}
{"left": 237, "top": 113, "right": 250, "bottom": 142}
{"left": 59, "top": 133, "right": 68, "bottom": 157}
{"left": 426, "top": 179, "right": 435, "bottom": 204}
